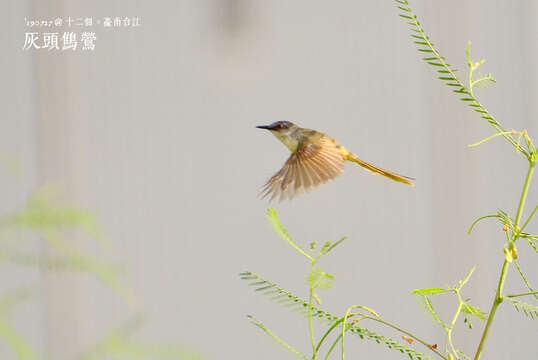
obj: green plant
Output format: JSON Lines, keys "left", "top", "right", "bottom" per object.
{"left": 0, "top": 182, "right": 202, "bottom": 359}
{"left": 241, "top": 2, "right": 536, "bottom": 359}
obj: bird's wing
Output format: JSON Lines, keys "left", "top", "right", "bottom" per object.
{"left": 261, "top": 139, "right": 346, "bottom": 201}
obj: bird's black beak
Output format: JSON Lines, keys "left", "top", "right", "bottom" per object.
{"left": 256, "top": 125, "right": 272, "bottom": 130}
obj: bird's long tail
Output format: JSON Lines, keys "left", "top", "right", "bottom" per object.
{"left": 346, "top": 153, "right": 415, "bottom": 186}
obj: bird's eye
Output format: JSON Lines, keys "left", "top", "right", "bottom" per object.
{"left": 276, "top": 124, "right": 283, "bottom": 130}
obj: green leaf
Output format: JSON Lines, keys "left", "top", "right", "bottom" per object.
{"left": 240, "top": 271, "right": 335, "bottom": 321}
{"left": 462, "top": 302, "right": 487, "bottom": 320}
{"left": 412, "top": 287, "right": 448, "bottom": 295}
{"left": 457, "top": 266, "right": 476, "bottom": 290}
{"left": 266, "top": 208, "right": 313, "bottom": 261}
{"left": 521, "top": 205, "right": 538, "bottom": 232}
{"left": 82, "top": 315, "right": 205, "bottom": 360}
{"left": 0, "top": 186, "right": 134, "bottom": 305}
{"left": 456, "top": 350, "right": 473, "bottom": 360}
{"left": 467, "top": 214, "right": 498, "bottom": 234}
{"left": 507, "top": 298, "right": 538, "bottom": 319}
{"left": 308, "top": 266, "right": 334, "bottom": 290}
{"left": 3, "top": 186, "right": 101, "bottom": 236}
{"left": 241, "top": 272, "right": 434, "bottom": 360}
{"left": 393, "top": 0, "right": 528, "bottom": 156}
{"left": 0, "top": 289, "right": 39, "bottom": 360}
{"left": 414, "top": 295, "right": 446, "bottom": 328}
{"left": 320, "top": 236, "right": 347, "bottom": 256}
{"left": 247, "top": 315, "right": 309, "bottom": 360}
{"left": 527, "top": 238, "right": 538, "bottom": 254}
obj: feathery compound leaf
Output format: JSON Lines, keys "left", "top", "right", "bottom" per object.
{"left": 527, "top": 238, "right": 538, "bottom": 254}
{"left": 307, "top": 266, "right": 334, "bottom": 290}
{"left": 240, "top": 272, "right": 434, "bottom": 360}
{"left": 81, "top": 315, "right": 204, "bottom": 360}
{"left": 247, "top": 315, "right": 309, "bottom": 360}
{"left": 240, "top": 271, "right": 339, "bottom": 322}
{"left": 513, "top": 261, "right": 538, "bottom": 302}
{"left": 462, "top": 302, "right": 487, "bottom": 321}
{"left": 266, "top": 208, "right": 313, "bottom": 261}
{"left": 414, "top": 295, "right": 446, "bottom": 328}
{"left": 507, "top": 298, "right": 538, "bottom": 319}
{"left": 497, "top": 209, "right": 516, "bottom": 232}
{"left": 456, "top": 350, "right": 473, "bottom": 360}
{"left": 348, "top": 327, "right": 434, "bottom": 360}
{"left": 393, "top": 0, "right": 528, "bottom": 157}
{"left": 412, "top": 288, "right": 449, "bottom": 295}
{"left": 320, "top": 236, "right": 347, "bottom": 256}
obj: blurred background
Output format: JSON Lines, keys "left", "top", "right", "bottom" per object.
{"left": 2, "top": 1, "right": 537, "bottom": 359}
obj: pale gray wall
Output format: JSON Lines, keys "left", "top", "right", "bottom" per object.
{"left": 2, "top": 1, "right": 537, "bottom": 359}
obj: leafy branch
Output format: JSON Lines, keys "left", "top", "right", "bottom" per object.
{"left": 513, "top": 260, "right": 538, "bottom": 302}
{"left": 394, "top": 2, "right": 537, "bottom": 360}
{"left": 0, "top": 187, "right": 135, "bottom": 306}
{"left": 505, "top": 298, "right": 538, "bottom": 320}
{"left": 81, "top": 314, "right": 204, "bottom": 360}
{"left": 413, "top": 267, "right": 486, "bottom": 360}
{"left": 395, "top": 0, "right": 533, "bottom": 159}
{"left": 241, "top": 271, "right": 436, "bottom": 360}
{"left": 0, "top": 178, "right": 203, "bottom": 359}
{"left": 248, "top": 315, "right": 310, "bottom": 360}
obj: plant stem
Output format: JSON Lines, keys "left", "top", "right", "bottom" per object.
{"left": 309, "top": 287, "right": 316, "bottom": 357}
{"left": 474, "top": 159, "right": 535, "bottom": 360}
{"left": 520, "top": 205, "right": 538, "bottom": 232}
{"left": 506, "top": 291, "right": 538, "bottom": 298}
{"left": 363, "top": 316, "right": 448, "bottom": 360}
{"left": 473, "top": 260, "right": 509, "bottom": 360}
{"left": 514, "top": 162, "right": 535, "bottom": 231}
{"left": 447, "top": 298, "right": 463, "bottom": 360}
{"left": 324, "top": 333, "right": 343, "bottom": 360}
{"left": 513, "top": 260, "right": 538, "bottom": 301}
{"left": 314, "top": 313, "right": 447, "bottom": 360}
{"left": 313, "top": 318, "right": 344, "bottom": 357}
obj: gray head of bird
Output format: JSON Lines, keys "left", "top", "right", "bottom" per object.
{"left": 256, "top": 121, "right": 300, "bottom": 152}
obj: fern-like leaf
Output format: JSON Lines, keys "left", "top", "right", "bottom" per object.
{"left": 461, "top": 302, "right": 487, "bottom": 321}
{"left": 240, "top": 272, "right": 337, "bottom": 323}
{"left": 240, "top": 272, "right": 435, "bottom": 360}
{"left": 413, "top": 294, "right": 446, "bottom": 328}
{"left": 507, "top": 298, "right": 538, "bottom": 319}
{"left": 81, "top": 315, "right": 204, "bottom": 360}
{"left": 247, "top": 315, "right": 309, "bottom": 360}
{"left": 456, "top": 349, "right": 473, "bottom": 360}
{"left": 394, "top": 0, "right": 527, "bottom": 157}
{"left": 527, "top": 238, "right": 538, "bottom": 254}
{"left": 266, "top": 208, "right": 314, "bottom": 261}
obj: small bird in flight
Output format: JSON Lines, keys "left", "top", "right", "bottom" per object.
{"left": 257, "top": 121, "right": 414, "bottom": 201}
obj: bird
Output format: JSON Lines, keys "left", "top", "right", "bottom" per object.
{"left": 257, "top": 121, "right": 414, "bottom": 201}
